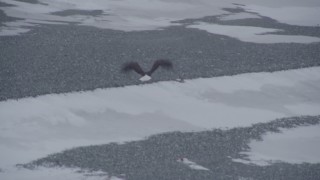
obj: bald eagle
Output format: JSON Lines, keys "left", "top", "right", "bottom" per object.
{"left": 121, "top": 59, "right": 173, "bottom": 81}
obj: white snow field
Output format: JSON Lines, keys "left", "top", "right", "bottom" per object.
{"left": 0, "top": 167, "right": 122, "bottom": 180}
{"left": 234, "top": 124, "right": 320, "bottom": 166}
{"left": 1, "top": 0, "right": 320, "bottom": 41}
{"left": 1, "top": 67, "right": 320, "bottom": 179}
{"left": 187, "top": 23, "right": 320, "bottom": 43}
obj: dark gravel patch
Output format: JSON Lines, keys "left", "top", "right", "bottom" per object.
{"left": 23, "top": 115, "right": 320, "bottom": 180}
{"left": 1, "top": 22, "right": 320, "bottom": 101}
{"left": 1, "top": 6, "right": 320, "bottom": 101}
{"left": 51, "top": 9, "right": 105, "bottom": 17}
{"left": 12, "top": 0, "right": 45, "bottom": 5}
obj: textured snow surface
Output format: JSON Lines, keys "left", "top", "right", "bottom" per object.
{"left": 0, "top": 67, "right": 320, "bottom": 178}
{"left": 235, "top": 125, "right": 320, "bottom": 165}
{"left": 0, "top": 0, "right": 230, "bottom": 35}
{"left": 1, "top": 66, "right": 320, "bottom": 168}
{"left": 245, "top": 5, "right": 320, "bottom": 27}
{"left": 0, "top": 167, "right": 122, "bottom": 180}
{"left": 1, "top": 1, "right": 320, "bottom": 179}
{"left": 188, "top": 23, "right": 320, "bottom": 43}
{"left": 1, "top": 0, "right": 320, "bottom": 36}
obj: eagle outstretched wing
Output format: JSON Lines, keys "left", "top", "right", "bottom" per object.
{"left": 121, "top": 62, "right": 146, "bottom": 76}
{"left": 147, "top": 59, "right": 173, "bottom": 75}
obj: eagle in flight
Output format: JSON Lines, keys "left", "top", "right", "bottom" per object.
{"left": 122, "top": 59, "right": 173, "bottom": 81}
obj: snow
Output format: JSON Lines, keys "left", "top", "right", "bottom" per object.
{"left": 245, "top": 5, "right": 320, "bottom": 27}
{"left": 188, "top": 23, "right": 320, "bottom": 43}
{"left": 0, "top": 24, "right": 30, "bottom": 36}
{"left": 177, "top": 158, "right": 209, "bottom": 171}
{"left": 0, "top": 67, "right": 320, "bottom": 175}
{"left": 1, "top": 0, "right": 320, "bottom": 36}
{"left": 232, "top": 157, "right": 270, "bottom": 166}
{"left": 0, "top": 0, "right": 231, "bottom": 35}
{"left": 1, "top": 0, "right": 320, "bottom": 178}
{"left": 0, "top": 167, "right": 122, "bottom": 180}
{"left": 235, "top": 125, "right": 320, "bottom": 165}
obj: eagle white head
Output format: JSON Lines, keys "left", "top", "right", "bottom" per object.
{"left": 139, "top": 75, "right": 152, "bottom": 82}
{"left": 122, "top": 59, "right": 173, "bottom": 82}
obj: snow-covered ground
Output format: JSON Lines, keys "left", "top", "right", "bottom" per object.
{"left": 1, "top": 67, "right": 320, "bottom": 179}
{"left": 0, "top": 167, "right": 120, "bottom": 180}
{"left": 245, "top": 4, "right": 320, "bottom": 27}
{"left": 1, "top": 0, "right": 320, "bottom": 179}
{"left": 187, "top": 23, "right": 320, "bottom": 43}
{"left": 1, "top": 0, "right": 320, "bottom": 39}
{"left": 234, "top": 124, "right": 320, "bottom": 166}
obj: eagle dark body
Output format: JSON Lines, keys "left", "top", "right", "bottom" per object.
{"left": 121, "top": 59, "right": 173, "bottom": 81}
